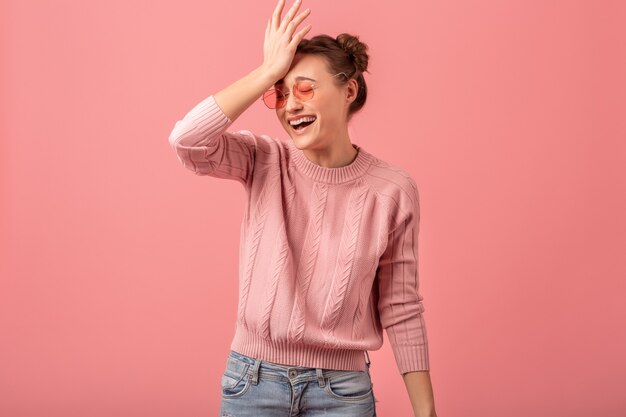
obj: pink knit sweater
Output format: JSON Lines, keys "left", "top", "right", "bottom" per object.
{"left": 168, "top": 95, "right": 430, "bottom": 375}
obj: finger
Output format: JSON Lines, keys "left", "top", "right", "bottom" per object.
{"left": 284, "top": 8, "right": 309, "bottom": 40}
{"left": 271, "top": 0, "right": 285, "bottom": 31}
{"left": 287, "top": 8, "right": 310, "bottom": 34}
{"left": 289, "top": 24, "right": 312, "bottom": 47}
{"left": 279, "top": 0, "right": 302, "bottom": 32}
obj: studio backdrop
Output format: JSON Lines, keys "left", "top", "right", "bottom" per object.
{"left": 1, "top": 1, "right": 625, "bottom": 416}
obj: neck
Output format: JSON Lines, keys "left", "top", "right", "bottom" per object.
{"left": 301, "top": 126, "right": 358, "bottom": 168}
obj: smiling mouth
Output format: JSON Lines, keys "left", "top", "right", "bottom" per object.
{"left": 290, "top": 117, "right": 317, "bottom": 132}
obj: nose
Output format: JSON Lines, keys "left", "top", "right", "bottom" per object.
{"left": 285, "top": 89, "right": 303, "bottom": 112}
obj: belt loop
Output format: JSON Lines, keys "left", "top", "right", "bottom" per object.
{"left": 365, "top": 350, "right": 371, "bottom": 369}
{"left": 249, "top": 358, "right": 261, "bottom": 385}
{"left": 316, "top": 368, "right": 326, "bottom": 388}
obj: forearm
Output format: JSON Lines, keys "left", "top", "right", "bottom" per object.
{"left": 402, "top": 370, "right": 437, "bottom": 417}
{"left": 213, "top": 65, "right": 277, "bottom": 123}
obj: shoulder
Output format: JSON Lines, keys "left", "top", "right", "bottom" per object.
{"left": 364, "top": 154, "right": 420, "bottom": 212}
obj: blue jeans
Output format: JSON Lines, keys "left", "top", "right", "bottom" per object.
{"left": 219, "top": 350, "right": 377, "bottom": 417}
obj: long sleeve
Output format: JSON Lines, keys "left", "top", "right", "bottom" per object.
{"left": 168, "top": 95, "right": 256, "bottom": 186}
{"left": 376, "top": 180, "right": 430, "bottom": 375}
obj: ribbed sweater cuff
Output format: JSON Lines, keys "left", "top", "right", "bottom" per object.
{"left": 392, "top": 343, "right": 430, "bottom": 374}
{"left": 230, "top": 325, "right": 367, "bottom": 372}
{"left": 168, "top": 95, "right": 233, "bottom": 149}
{"left": 192, "top": 95, "right": 233, "bottom": 136}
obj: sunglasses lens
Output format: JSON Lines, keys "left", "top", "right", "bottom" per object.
{"left": 295, "top": 82, "right": 314, "bottom": 100}
{"left": 263, "top": 82, "right": 314, "bottom": 109}
{"left": 263, "top": 89, "right": 286, "bottom": 109}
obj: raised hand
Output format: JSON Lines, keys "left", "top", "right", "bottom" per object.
{"left": 262, "top": 0, "right": 312, "bottom": 81}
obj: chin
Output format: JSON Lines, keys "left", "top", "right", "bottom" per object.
{"left": 290, "top": 137, "right": 307, "bottom": 148}
{"left": 294, "top": 137, "right": 322, "bottom": 152}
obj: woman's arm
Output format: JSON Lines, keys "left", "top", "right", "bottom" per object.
{"left": 214, "top": 0, "right": 312, "bottom": 121}
{"left": 166, "top": 71, "right": 266, "bottom": 184}
{"left": 167, "top": 0, "right": 312, "bottom": 183}
{"left": 212, "top": 65, "right": 276, "bottom": 124}
{"left": 403, "top": 370, "right": 438, "bottom": 417}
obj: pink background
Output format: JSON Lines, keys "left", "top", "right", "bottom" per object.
{"left": 1, "top": 0, "right": 625, "bottom": 416}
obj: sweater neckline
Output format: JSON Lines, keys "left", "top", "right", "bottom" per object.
{"left": 287, "top": 140, "right": 375, "bottom": 184}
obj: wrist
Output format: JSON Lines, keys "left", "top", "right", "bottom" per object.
{"left": 256, "top": 64, "right": 280, "bottom": 86}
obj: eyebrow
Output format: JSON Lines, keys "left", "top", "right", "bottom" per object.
{"left": 275, "top": 76, "right": 317, "bottom": 86}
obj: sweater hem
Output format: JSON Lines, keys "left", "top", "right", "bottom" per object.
{"left": 230, "top": 324, "right": 368, "bottom": 372}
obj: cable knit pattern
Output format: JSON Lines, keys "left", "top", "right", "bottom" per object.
{"left": 168, "top": 94, "right": 430, "bottom": 374}
{"left": 320, "top": 181, "right": 369, "bottom": 348}
{"left": 259, "top": 216, "right": 289, "bottom": 339}
{"left": 239, "top": 168, "right": 280, "bottom": 329}
{"left": 288, "top": 182, "right": 327, "bottom": 343}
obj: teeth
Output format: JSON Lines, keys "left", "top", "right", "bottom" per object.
{"left": 289, "top": 116, "right": 316, "bottom": 126}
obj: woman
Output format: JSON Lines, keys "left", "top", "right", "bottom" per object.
{"left": 168, "top": 0, "right": 437, "bottom": 416}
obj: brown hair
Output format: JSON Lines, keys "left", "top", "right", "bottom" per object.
{"left": 296, "top": 33, "right": 370, "bottom": 122}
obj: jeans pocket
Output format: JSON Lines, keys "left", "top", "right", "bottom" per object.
{"left": 220, "top": 356, "right": 251, "bottom": 398}
{"left": 324, "top": 370, "right": 373, "bottom": 402}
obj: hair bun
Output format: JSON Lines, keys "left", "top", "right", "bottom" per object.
{"left": 336, "top": 33, "right": 369, "bottom": 73}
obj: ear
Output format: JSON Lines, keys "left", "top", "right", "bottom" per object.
{"left": 345, "top": 78, "right": 358, "bottom": 104}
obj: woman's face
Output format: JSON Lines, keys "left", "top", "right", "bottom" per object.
{"left": 275, "top": 54, "right": 349, "bottom": 150}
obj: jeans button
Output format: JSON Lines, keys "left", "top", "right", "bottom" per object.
{"left": 288, "top": 369, "right": 297, "bottom": 378}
